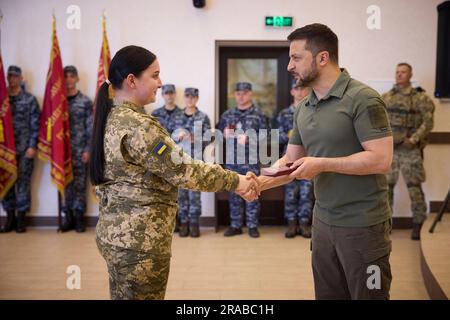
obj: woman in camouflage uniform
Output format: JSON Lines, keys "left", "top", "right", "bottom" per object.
{"left": 90, "top": 46, "right": 259, "bottom": 300}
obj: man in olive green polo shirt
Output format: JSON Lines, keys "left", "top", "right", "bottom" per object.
{"left": 258, "top": 23, "right": 394, "bottom": 300}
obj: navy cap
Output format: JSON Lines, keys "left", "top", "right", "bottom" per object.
{"left": 235, "top": 82, "right": 252, "bottom": 91}
{"left": 184, "top": 87, "right": 199, "bottom": 97}
{"left": 63, "top": 65, "right": 78, "bottom": 76}
{"left": 162, "top": 84, "right": 176, "bottom": 94}
{"left": 7, "top": 65, "right": 22, "bottom": 76}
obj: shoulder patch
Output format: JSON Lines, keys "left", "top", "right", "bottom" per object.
{"left": 151, "top": 140, "right": 170, "bottom": 157}
{"left": 367, "top": 104, "right": 389, "bottom": 130}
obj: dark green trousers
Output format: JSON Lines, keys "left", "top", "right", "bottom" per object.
{"left": 311, "top": 217, "right": 392, "bottom": 300}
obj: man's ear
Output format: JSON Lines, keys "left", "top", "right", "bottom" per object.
{"left": 317, "top": 51, "right": 329, "bottom": 66}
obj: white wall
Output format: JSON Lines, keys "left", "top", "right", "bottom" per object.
{"left": 1, "top": 0, "right": 449, "bottom": 219}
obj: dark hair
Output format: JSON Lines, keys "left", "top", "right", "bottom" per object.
{"left": 89, "top": 45, "right": 157, "bottom": 185}
{"left": 397, "top": 62, "right": 412, "bottom": 72}
{"left": 287, "top": 23, "right": 339, "bottom": 64}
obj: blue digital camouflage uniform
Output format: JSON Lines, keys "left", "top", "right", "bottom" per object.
{"left": 151, "top": 105, "right": 181, "bottom": 135}
{"left": 151, "top": 84, "right": 181, "bottom": 135}
{"left": 62, "top": 91, "right": 93, "bottom": 215}
{"left": 217, "top": 104, "right": 268, "bottom": 229}
{"left": 171, "top": 107, "right": 211, "bottom": 225}
{"left": 276, "top": 104, "right": 314, "bottom": 224}
{"left": 1, "top": 90, "right": 40, "bottom": 212}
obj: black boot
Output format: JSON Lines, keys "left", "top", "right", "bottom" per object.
{"left": 224, "top": 226, "right": 242, "bottom": 237}
{"left": 0, "top": 210, "right": 16, "bottom": 233}
{"left": 190, "top": 223, "right": 200, "bottom": 238}
{"left": 248, "top": 227, "right": 260, "bottom": 238}
{"left": 16, "top": 211, "right": 27, "bottom": 233}
{"left": 75, "top": 211, "right": 86, "bottom": 233}
{"left": 298, "top": 223, "right": 312, "bottom": 239}
{"left": 179, "top": 222, "right": 189, "bottom": 237}
{"left": 59, "top": 210, "right": 75, "bottom": 232}
{"left": 285, "top": 220, "right": 297, "bottom": 238}
{"left": 411, "top": 223, "right": 422, "bottom": 241}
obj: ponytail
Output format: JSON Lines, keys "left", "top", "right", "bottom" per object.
{"left": 89, "top": 81, "right": 112, "bottom": 185}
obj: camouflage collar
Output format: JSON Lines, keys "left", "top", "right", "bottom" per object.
{"left": 235, "top": 104, "right": 255, "bottom": 114}
{"left": 114, "top": 100, "right": 147, "bottom": 114}
{"left": 184, "top": 106, "right": 199, "bottom": 116}
{"left": 393, "top": 84, "right": 413, "bottom": 95}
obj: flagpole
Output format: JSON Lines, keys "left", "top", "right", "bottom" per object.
{"left": 51, "top": 12, "right": 62, "bottom": 232}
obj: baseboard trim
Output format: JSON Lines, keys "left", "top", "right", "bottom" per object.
{"left": 430, "top": 201, "right": 450, "bottom": 213}
{"left": 0, "top": 215, "right": 217, "bottom": 228}
{"left": 0, "top": 215, "right": 415, "bottom": 229}
{"left": 392, "top": 217, "right": 413, "bottom": 229}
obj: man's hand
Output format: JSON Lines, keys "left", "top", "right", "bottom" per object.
{"left": 235, "top": 172, "right": 261, "bottom": 202}
{"left": 25, "top": 148, "right": 36, "bottom": 159}
{"left": 402, "top": 137, "right": 416, "bottom": 150}
{"left": 237, "top": 134, "right": 247, "bottom": 145}
{"left": 289, "top": 157, "right": 324, "bottom": 180}
{"left": 224, "top": 128, "right": 234, "bottom": 139}
{"left": 177, "top": 130, "right": 191, "bottom": 142}
{"left": 82, "top": 152, "right": 90, "bottom": 164}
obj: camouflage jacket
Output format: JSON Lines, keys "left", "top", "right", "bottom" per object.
{"left": 276, "top": 104, "right": 296, "bottom": 154}
{"left": 67, "top": 91, "right": 93, "bottom": 153}
{"left": 96, "top": 101, "right": 239, "bottom": 254}
{"left": 9, "top": 90, "right": 41, "bottom": 154}
{"left": 170, "top": 107, "right": 211, "bottom": 160}
{"left": 217, "top": 104, "right": 269, "bottom": 166}
{"left": 151, "top": 105, "right": 181, "bottom": 135}
{"left": 382, "top": 85, "right": 435, "bottom": 147}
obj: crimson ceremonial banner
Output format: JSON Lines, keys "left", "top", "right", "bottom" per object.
{"left": 37, "top": 16, "right": 73, "bottom": 195}
{"left": 0, "top": 50, "right": 17, "bottom": 199}
{"left": 96, "top": 14, "right": 111, "bottom": 92}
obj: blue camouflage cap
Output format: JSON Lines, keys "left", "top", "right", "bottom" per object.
{"left": 184, "top": 87, "right": 199, "bottom": 97}
{"left": 235, "top": 82, "right": 252, "bottom": 91}
{"left": 64, "top": 65, "right": 78, "bottom": 76}
{"left": 162, "top": 84, "right": 176, "bottom": 94}
{"left": 7, "top": 65, "right": 22, "bottom": 76}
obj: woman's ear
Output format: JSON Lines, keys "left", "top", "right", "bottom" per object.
{"left": 125, "top": 74, "right": 136, "bottom": 89}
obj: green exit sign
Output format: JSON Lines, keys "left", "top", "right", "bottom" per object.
{"left": 265, "top": 16, "right": 293, "bottom": 27}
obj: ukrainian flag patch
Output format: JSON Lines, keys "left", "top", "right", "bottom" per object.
{"left": 151, "top": 141, "right": 169, "bottom": 156}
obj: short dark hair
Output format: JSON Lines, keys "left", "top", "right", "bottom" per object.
{"left": 287, "top": 23, "right": 339, "bottom": 64}
{"left": 397, "top": 62, "right": 412, "bottom": 72}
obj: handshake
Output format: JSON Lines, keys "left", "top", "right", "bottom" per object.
{"left": 234, "top": 172, "right": 262, "bottom": 202}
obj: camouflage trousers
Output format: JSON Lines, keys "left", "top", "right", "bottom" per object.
{"left": 63, "top": 157, "right": 88, "bottom": 214}
{"left": 226, "top": 164, "right": 260, "bottom": 229}
{"left": 96, "top": 238, "right": 171, "bottom": 300}
{"left": 387, "top": 146, "right": 427, "bottom": 224}
{"left": 1, "top": 153, "right": 34, "bottom": 212}
{"left": 284, "top": 179, "right": 314, "bottom": 224}
{"left": 178, "top": 189, "right": 201, "bottom": 224}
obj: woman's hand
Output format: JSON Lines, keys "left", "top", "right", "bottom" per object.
{"left": 235, "top": 172, "right": 261, "bottom": 202}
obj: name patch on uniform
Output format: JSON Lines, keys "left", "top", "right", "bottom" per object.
{"left": 151, "top": 141, "right": 169, "bottom": 156}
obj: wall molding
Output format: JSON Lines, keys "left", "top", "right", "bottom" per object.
{"left": 0, "top": 215, "right": 416, "bottom": 229}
